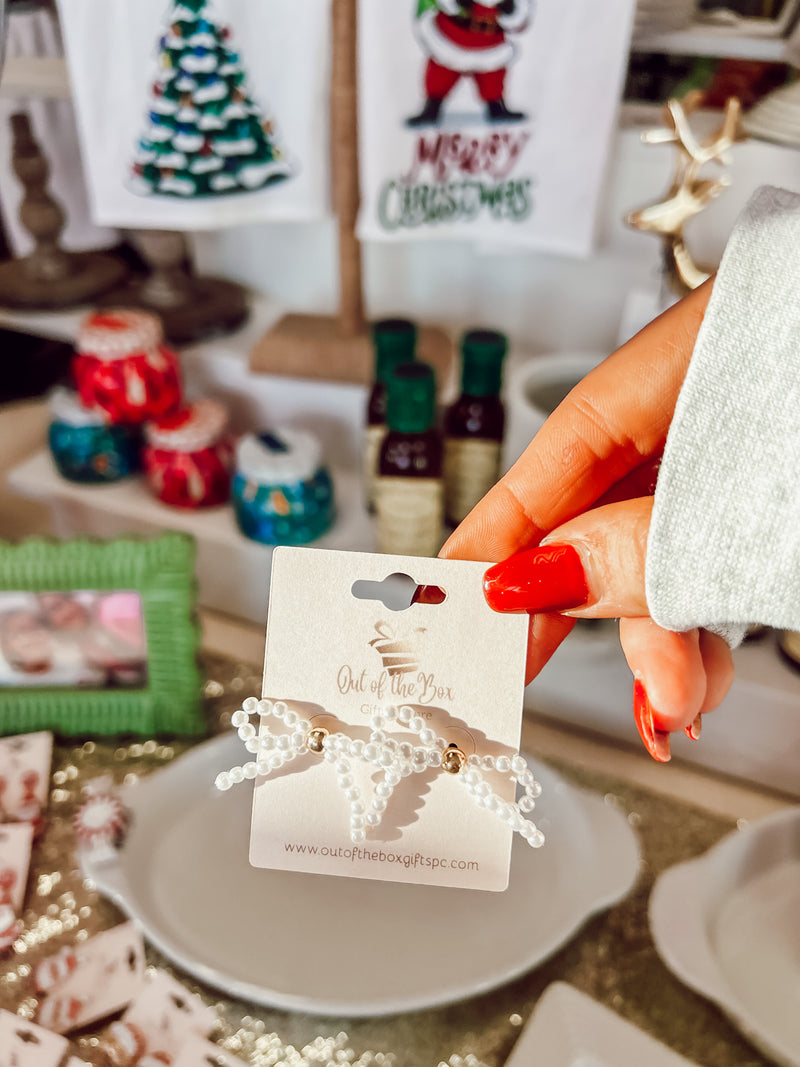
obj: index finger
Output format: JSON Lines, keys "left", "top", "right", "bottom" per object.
{"left": 441, "top": 279, "right": 713, "bottom": 563}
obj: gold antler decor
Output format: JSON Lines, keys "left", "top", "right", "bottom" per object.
{"left": 625, "top": 91, "right": 744, "bottom": 295}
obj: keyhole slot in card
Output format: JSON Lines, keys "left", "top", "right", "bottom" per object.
{"left": 351, "top": 573, "right": 446, "bottom": 612}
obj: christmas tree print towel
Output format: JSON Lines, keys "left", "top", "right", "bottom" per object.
{"left": 56, "top": 0, "right": 331, "bottom": 229}
{"left": 129, "top": 0, "right": 291, "bottom": 199}
{"left": 357, "top": 0, "right": 636, "bottom": 256}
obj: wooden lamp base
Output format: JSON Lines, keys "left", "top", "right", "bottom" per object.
{"left": 250, "top": 312, "right": 454, "bottom": 388}
{"left": 0, "top": 249, "right": 128, "bottom": 310}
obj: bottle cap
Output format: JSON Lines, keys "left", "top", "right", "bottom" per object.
{"left": 235, "top": 429, "right": 322, "bottom": 484}
{"left": 77, "top": 309, "right": 164, "bottom": 359}
{"left": 373, "top": 318, "right": 417, "bottom": 385}
{"left": 49, "top": 386, "right": 109, "bottom": 428}
{"left": 386, "top": 362, "right": 436, "bottom": 434}
{"left": 145, "top": 398, "right": 227, "bottom": 452}
{"left": 461, "top": 329, "right": 507, "bottom": 397}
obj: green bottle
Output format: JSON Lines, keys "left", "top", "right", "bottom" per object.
{"left": 364, "top": 319, "right": 417, "bottom": 511}
{"left": 443, "top": 329, "right": 507, "bottom": 525}
{"left": 375, "top": 362, "right": 443, "bottom": 557}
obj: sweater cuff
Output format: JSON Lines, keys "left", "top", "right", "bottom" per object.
{"left": 646, "top": 185, "right": 800, "bottom": 646}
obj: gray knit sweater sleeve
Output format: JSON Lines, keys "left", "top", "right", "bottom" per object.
{"left": 646, "top": 185, "right": 800, "bottom": 647}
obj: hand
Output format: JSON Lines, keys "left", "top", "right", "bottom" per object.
{"left": 440, "top": 279, "right": 734, "bottom": 761}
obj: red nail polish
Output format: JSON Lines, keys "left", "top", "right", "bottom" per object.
{"left": 484, "top": 544, "right": 589, "bottom": 614}
{"left": 685, "top": 713, "right": 702, "bottom": 741}
{"left": 633, "top": 680, "right": 671, "bottom": 762}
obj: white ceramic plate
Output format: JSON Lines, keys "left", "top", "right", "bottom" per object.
{"left": 506, "top": 982, "right": 699, "bottom": 1066}
{"left": 650, "top": 807, "right": 800, "bottom": 1067}
{"left": 83, "top": 734, "right": 639, "bottom": 1017}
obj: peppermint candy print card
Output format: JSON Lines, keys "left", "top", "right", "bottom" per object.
{"left": 121, "top": 969, "right": 217, "bottom": 1059}
{"left": 242, "top": 548, "right": 533, "bottom": 891}
{"left": 0, "top": 822, "right": 34, "bottom": 913}
{"left": 0, "top": 732, "right": 52, "bottom": 823}
{"left": 0, "top": 1010, "right": 69, "bottom": 1067}
{"left": 36, "top": 922, "right": 145, "bottom": 1033}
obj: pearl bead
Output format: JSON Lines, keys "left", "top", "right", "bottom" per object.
{"left": 484, "top": 794, "right": 500, "bottom": 812}
{"left": 351, "top": 829, "right": 366, "bottom": 843}
{"left": 530, "top": 828, "right": 545, "bottom": 848}
{"left": 475, "top": 782, "right": 490, "bottom": 799}
{"left": 243, "top": 762, "right": 258, "bottom": 779}
{"left": 372, "top": 714, "right": 385, "bottom": 729}
{"left": 350, "top": 801, "right": 365, "bottom": 816}
{"left": 511, "top": 755, "right": 527, "bottom": 775}
{"left": 435, "top": 736, "right": 447, "bottom": 751}
{"left": 409, "top": 716, "right": 424, "bottom": 733}
{"left": 529, "top": 781, "right": 543, "bottom": 798}
{"left": 256, "top": 760, "right": 270, "bottom": 774}
{"left": 371, "top": 730, "right": 387, "bottom": 745}
{"left": 384, "top": 705, "right": 398, "bottom": 720}
{"left": 245, "top": 738, "right": 259, "bottom": 754}
{"left": 232, "top": 709, "right": 248, "bottom": 727}
{"left": 398, "top": 742, "right": 413, "bottom": 760}
{"left": 397, "top": 706, "right": 412, "bottom": 724}
{"left": 349, "top": 739, "right": 364, "bottom": 758}
{"left": 243, "top": 697, "right": 259, "bottom": 714}
{"left": 345, "top": 787, "right": 359, "bottom": 802}
{"left": 260, "top": 735, "right": 275, "bottom": 751}
{"left": 426, "top": 750, "right": 441, "bottom": 766}
{"left": 273, "top": 701, "right": 288, "bottom": 718}
{"left": 519, "top": 795, "right": 535, "bottom": 813}
{"left": 268, "top": 753, "right": 283, "bottom": 769}
{"left": 283, "top": 709, "right": 298, "bottom": 726}
{"left": 419, "top": 728, "right": 436, "bottom": 745}
{"left": 376, "top": 782, "right": 392, "bottom": 798}
{"left": 495, "top": 755, "right": 512, "bottom": 774}
{"left": 372, "top": 797, "right": 387, "bottom": 812}
{"left": 277, "top": 734, "right": 292, "bottom": 751}
{"left": 350, "top": 815, "right": 365, "bottom": 829}
{"left": 230, "top": 766, "right": 245, "bottom": 784}
{"left": 386, "top": 770, "right": 401, "bottom": 785}
{"left": 462, "top": 770, "right": 479, "bottom": 786}
{"left": 364, "top": 743, "right": 379, "bottom": 762}
{"left": 383, "top": 737, "right": 398, "bottom": 752}
{"left": 291, "top": 731, "right": 306, "bottom": 749}
{"left": 338, "top": 775, "right": 353, "bottom": 790}
{"left": 481, "top": 755, "right": 496, "bottom": 771}
{"left": 335, "top": 760, "right": 349, "bottom": 775}
{"left": 366, "top": 812, "right": 380, "bottom": 827}
{"left": 257, "top": 698, "right": 273, "bottom": 716}
{"left": 378, "top": 750, "right": 393, "bottom": 768}
{"left": 215, "top": 772, "right": 231, "bottom": 790}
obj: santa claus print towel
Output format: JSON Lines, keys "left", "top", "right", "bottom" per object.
{"left": 56, "top": 0, "right": 331, "bottom": 229}
{"left": 358, "top": 0, "right": 635, "bottom": 255}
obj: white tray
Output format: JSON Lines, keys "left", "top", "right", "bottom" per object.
{"left": 506, "top": 982, "right": 700, "bottom": 1066}
{"left": 83, "top": 734, "right": 639, "bottom": 1017}
{"left": 650, "top": 807, "right": 800, "bottom": 1067}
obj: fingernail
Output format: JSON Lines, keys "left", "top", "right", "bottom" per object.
{"left": 633, "top": 679, "right": 671, "bottom": 762}
{"left": 685, "top": 713, "right": 702, "bottom": 741}
{"left": 484, "top": 544, "right": 589, "bottom": 614}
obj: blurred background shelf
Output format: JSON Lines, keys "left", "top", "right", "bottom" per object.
{"left": 632, "top": 23, "right": 790, "bottom": 61}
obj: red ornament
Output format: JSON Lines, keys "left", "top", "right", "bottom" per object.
{"left": 143, "top": 399, "right": 233, "bottom": 509}
{"left": 72, "top": 310, "right": 182, "bottom": 425}
{"left": 221, "top": 25, "right": 231, "bottom": 39}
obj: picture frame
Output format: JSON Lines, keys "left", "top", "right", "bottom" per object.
{"left": 0, "top": 533, "right": 204, "bottom": 737}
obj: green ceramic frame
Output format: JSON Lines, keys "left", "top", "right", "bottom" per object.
{"left": 0, "top": 533, "right": 204, "bottom": 737}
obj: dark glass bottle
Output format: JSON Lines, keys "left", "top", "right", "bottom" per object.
{"left": 376, "top": 362, "right": 443, "bottom": 557}
{"left": 364, "top": 318, "right": 417, "bottom": 511}
{"left": 443, "top": 329, "right": 507, "bottom": 525}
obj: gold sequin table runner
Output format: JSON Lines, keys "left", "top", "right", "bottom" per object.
{"left": 0, "top": 654, "right": 776, "bottom": 1066}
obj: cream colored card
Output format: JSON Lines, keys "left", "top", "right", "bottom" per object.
{"left": 0, "top": 732, "right": 52, "bottom": 822}
{"left": 249, "top": 548, "right": 529, "bottom": 891}
{"left": 0, "top": 822, "right": 34, "bottom": 913}
{"left": 0, "top": 1010, "right": 69, "bottom": 1067}
{"left": 39, "top": 922, "right": 145, "bottom": 1033}
{"left": 122, "top": 970, "right": 217, "bottom": 1059}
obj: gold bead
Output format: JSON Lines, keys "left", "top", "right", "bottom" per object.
{"left": 441, "top": 745, "right": 466, "bottom": 775}
{"left": 307, "top": 728, "right": 329, "bottom": 754}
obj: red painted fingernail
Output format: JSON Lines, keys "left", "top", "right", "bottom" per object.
{"left": 633, "top": 679, "right": 671, "bottom": 762}
{"left": 685, "top": 713, "right": 702, "bottom": 741}
{"left": 484, "top": 544, "right": 589, "bottom": 614}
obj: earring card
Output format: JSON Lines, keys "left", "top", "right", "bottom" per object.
{"left": 37, "top": 922, "right": 145, "bottom": 1033}
{"left": 249, "top": 548, "right": 529, "bottom": 891}
{"left": 0, "top": 1009, "right": 69, "bottom": 1067}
